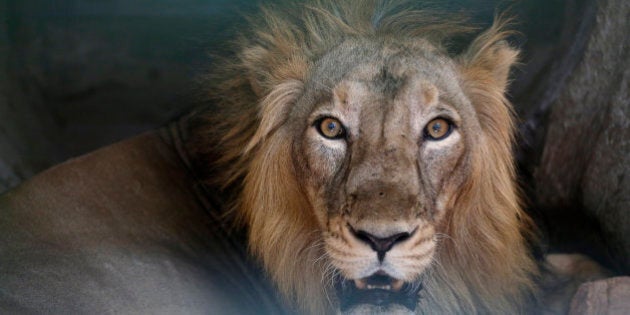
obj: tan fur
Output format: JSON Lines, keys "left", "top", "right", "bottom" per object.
{"left": 195, "top": 1, "right": 538, "bottom": 313}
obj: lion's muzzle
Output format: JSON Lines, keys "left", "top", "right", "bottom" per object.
{"left": 327, "top": 221, "right": 432, "bottom": 312}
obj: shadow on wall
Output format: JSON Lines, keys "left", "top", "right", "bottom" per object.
{"left": 0, "top": 0, "right": 257, "bottom": 192}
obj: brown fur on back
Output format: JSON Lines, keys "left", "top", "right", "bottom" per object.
{"left": 192, "top": 1, "right": 539, "bottom": 313}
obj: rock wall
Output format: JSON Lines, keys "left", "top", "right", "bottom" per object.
{"left": 532, "top": 0, "right": 629, "bottom": 273}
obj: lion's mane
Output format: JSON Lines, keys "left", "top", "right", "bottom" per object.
{"left": 193, "top": 0, "right": 538, "bottom": 313}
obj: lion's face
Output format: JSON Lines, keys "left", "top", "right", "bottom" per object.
{"left": 203, "top": 1, "right": 537, "bottom": 313}
{"left": 288, "top": 39, "right": 477, "bottom": 313}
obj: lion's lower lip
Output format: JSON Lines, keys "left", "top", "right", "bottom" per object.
{"left": 353, "top": 274, "right": 405, "bottom": 292}
{"left": 335, "top": 274, "right": 422, "bottom": 311}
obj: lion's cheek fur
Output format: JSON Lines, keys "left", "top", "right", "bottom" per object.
{"left": 240, "top": 129, "right": 334, "bottom": 313}
{"left": 290, "top": 137, "right": 334, "bottom": 229}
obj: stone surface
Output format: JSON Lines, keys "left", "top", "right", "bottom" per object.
{"left": 569, "top": 277, "right": 630, "bottom": 315}
{"left": 0, "top": 0, "right": 256, "bottom": 193}
{"left": 0, "top": 1, "right": 63, "bottom": 192}
{"left": 539, "top": 254, "right": 613, "bottom": 315}
{"left": 533, "top": 0, "right": 630, "bottom": 272}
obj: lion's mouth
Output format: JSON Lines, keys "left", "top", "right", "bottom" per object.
{"left": 334, "top": 272, "right": 423, "bottom": 312}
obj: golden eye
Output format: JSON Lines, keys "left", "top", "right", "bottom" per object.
{"left": 316, "top": 117, "right": 345, "bottom": 139}
{"left": 424, "top": 118, "right": 452, "bottom": 140}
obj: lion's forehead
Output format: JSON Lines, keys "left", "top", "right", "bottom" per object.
{"left": 307, "top": 38, "right": 461, "bottom": 96}
{"left": 304, "top": 41, "right": 467, "bottom": 127}
{"left": 336, "top": 76, "right": 442, "bottom": 138}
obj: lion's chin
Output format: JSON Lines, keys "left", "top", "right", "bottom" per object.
{"left": 334, "top": 273, "right": 422, "bottom": 314}
{"left": 340, "top": 303, "right": 416, "bottom": 315}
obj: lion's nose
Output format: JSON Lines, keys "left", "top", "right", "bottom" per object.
{"left": 351, "top": 228, "right": 412, "bottom": 262}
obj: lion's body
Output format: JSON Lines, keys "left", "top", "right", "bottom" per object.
{"left": 194, "top": 1, "right": 538, "bottom": 313}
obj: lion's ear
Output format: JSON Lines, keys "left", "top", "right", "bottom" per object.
{"left": 457, "top": 21, "right": 518, "bottom": 171}
{"left": 459, "top": 23, "right": 519, "bottom": 93}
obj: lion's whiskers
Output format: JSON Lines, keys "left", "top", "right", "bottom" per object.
{"left": 320, "top": 258, "right": 339, "bottom": 308}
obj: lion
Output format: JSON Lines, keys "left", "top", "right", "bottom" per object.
{"left": 193, "top": 0, "right": 539, "bottom": 313}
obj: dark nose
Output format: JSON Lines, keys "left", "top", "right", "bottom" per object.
{"left": 352, "top": 229, "right": 412, "bottom": 262}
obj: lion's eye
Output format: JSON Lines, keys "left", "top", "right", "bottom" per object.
{"left": 424, "top": 118, "right": 452, "bottom": 140}
{"left": 316, "top": 117, "right": 345, "bottom": 139}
